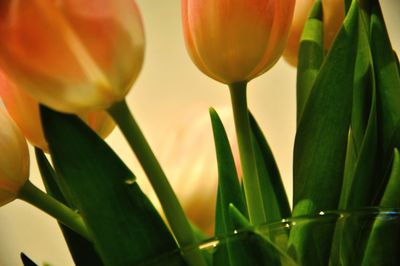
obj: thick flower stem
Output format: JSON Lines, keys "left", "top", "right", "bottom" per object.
{"left": 18, "top": 181, "right": 90, "bottom": 240}
{"left": 229, "top": 82, "right": 266, "bottom": 225}
{"left": 108, "top": 100, "right": 206, "bottom": 266}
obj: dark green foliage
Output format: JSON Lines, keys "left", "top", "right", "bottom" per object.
{"left": 40, "top": 106, "right": 179, "bottom": 266}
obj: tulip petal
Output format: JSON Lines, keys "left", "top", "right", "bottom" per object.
{"left": 0, "top": 0, "right": 144, "bottom": 113}
{"left": 182, "top": 0, "right": 295, "bottom": 83}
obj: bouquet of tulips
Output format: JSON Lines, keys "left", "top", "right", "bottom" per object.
{"left": 0, "top": 0, "right": 399, "bottom": 265}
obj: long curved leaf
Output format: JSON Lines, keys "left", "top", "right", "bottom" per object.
{"left": 35, "top": 148, "right": 103, "bottom": 266}
{"left": 370, "top": 2, "right": 400, "bottom": 157}
{"left": 290, "top": 2, "right": 360, "bottom": 265}
{"left": 40, "top": 106, "right": 178, "bottom": 266}
{"left": 361, "top": 149, "right": 400, "bottom": 266}
{"left": 209, "top": 108, "right": 248, "bottom": 266}
{"left": 296, "top": 0, "right": 324, "bottom": 123}
{"left": 339, "top": 14, "right": 377, "bottom": 209}
{"left": 293, "top": 0, "right": 360, "bottom": 215}
{"left": 370, "top": 1, "right": 400, "bottom": 202}
{"left": 249, "top": 114, "right": 291, "bottom": 221}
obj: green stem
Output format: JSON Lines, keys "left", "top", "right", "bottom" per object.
{"left": 18, "top": 181, "right": 90, "bottom": 240}
{"left": 108, "top": 100, "right": 206, "bottom": 266}
{"left": 229, "top": 82, "right": 266, "bottom": 225}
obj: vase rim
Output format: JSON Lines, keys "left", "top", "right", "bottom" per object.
{"left": 139, "top": 207, "right": 400, "bottom": 265}
{"left": 198, "top": 206, "right": 400, "bottom": 248}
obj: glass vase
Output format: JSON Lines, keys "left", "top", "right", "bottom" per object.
{"left": 138, "top": 208, "right": 400, "bottom": 266}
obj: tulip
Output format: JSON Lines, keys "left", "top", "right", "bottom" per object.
{"left": 0, "top": 108, "right": 29, "bottom": 207}
{"left": 0, "top": 108, "right": 89, "bottom": 238}
{"left": 0, "top": 0, "right": 145, "bottom": 113}
{"left": 182, "top": 0, "right": 295, "bottom": 225}
{"left": 283, "top": 0, "right": 345, "bottom": 66}
{"left": 142, "top": 107, "right": 240, "bottom": 234}
{"left": 182, "top": 0, "right": 295, "bottom": 84}
{"left": 0, "top": 72, "right": 115, "bottom": 151}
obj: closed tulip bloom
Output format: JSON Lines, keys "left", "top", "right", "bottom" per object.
{"left": 283, "top": 0, "right": 345, "bottom": 66}
{"left": 0, "top": 108, "right": 29, "bottom": 207}
{"left": 182, "top": 0, "right": 295, "bottom": 84}
{"left": 0, "top": 0, "right": 145, "bottom": 113}
{"left": 0, "top": 72, "right": 115, "bottom": 151}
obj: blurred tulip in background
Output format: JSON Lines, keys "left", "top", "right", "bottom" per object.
{"left": 0, "top": 72, "right": 115, "bottom": 151}
{"left": 283, "top": 0, "right": 345, "bottom": 66}
{"left": 144, "top": 107, "right": 240, "bottom": 235}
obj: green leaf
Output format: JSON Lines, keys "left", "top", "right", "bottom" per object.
{"left": 296, "top": 0, "right": 324, "bottom": 123}
{"left": 293, "top": 0, "right": 360, "bottom": 215}
{"left": 209, "top": 108, "right": 249, "bottom": 266}
{"left": 20, "top": 253, "right": 38, "bottom": 266}
{"left": 395, "top": 51, "right": 400, "bottom": 73}
{"left": 249, "top": 113, "right": 291, "bottom": 221}
{"left": 35, "top": 148, "right": 103, "bottom": 266}
{"left": 379, "top": 149, "right": 400, "bottom": 208}
{"left": 210, "top": 107, "right": 247, "bottom": 236}
{"left": 40, "top": 106, "right": 179, "bottom": 266}
{"left": 228, "top": 204, "right": 298, "bottom": 266}
{"left": 228, "top": 203, "right": 250, "bottom": 229}
{"left": 228, "top": 203, "right": 299, "bottom": 266}
{"left": 290, "top": 2, "right": 360, "bottom": 265}
{"left": 210, "top": 109, "right": 294, "bottom": 266}
{"left": 370, "top": 1, "right": 400, "bottom": 202}
{"left": 339, "top": 14, "right": 378, "bottom": 209}
{"left": 361, "top": 149, "right": 400, "bottom": 266}
{"left": 370, "top": 2, "right": 400, "bottom": 156}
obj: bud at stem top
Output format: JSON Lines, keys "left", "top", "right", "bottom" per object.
{"left": 0, "top": 108, "right": 29, "bottom": 206}
{"left": 182, "top": 0, "right": 295, "bottom": 84}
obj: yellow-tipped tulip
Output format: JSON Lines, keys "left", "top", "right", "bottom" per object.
{"left": 283, "top": 0, "right": 345, "bottom": 66}
{"left": 0, "top": 72, "right": 115, "bottom": 151}
{"left": 0, "top": 108, "right": 29, "bottom": 207}
{"left": 0, "top": 0, "right": 145, "bottom": 113}
{"left": 182, "top": 0, "right": 295, "bottom": 84}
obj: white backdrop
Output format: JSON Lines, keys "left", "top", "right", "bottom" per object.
{"left": 0, "top": 0, "right": 399, "bottom": 265}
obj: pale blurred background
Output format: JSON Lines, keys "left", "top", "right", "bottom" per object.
{"left": 0, "top": 0, "right": 399, "bottom": 265}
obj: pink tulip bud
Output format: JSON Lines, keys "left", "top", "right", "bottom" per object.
{"left": 0, "top": 108, "right": 29, "bottom": 207}
{"left": 0, "top": 72, "right": 115, "bottom": 151}
{"left": 0, "top": 0, "right": 145, "bottom": 113}
{"left": 283, "top": 0, "right": 345, "bottom": 66}
{"left": 182, "top": 0, "right": 295, "bottom": 84}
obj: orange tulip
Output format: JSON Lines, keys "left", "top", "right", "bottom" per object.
{"left": 0, "top": 72, "right": 115, "bottom": 151}
{"left": 0, "top": 0, "right": 145, "bottom": 113}
{"left": 283, "top": 0, "right": 345, "bottom": 66}
{"left": 0, "top": 108, "right": 29, "bottom": 207}
{"left": 182, "top": 0, "right": 295, "bottom": 84}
